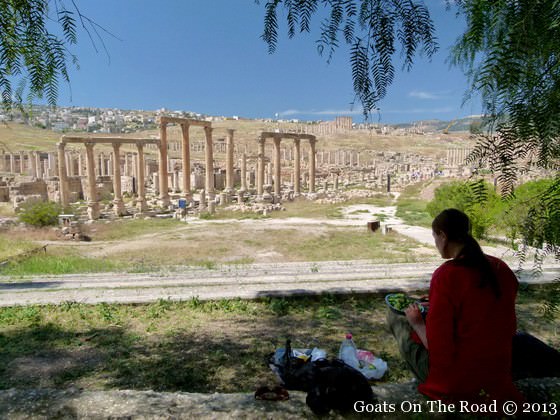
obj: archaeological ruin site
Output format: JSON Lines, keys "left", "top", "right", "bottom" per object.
{"left": 1, "top": 114, "right": 524, "bottom": 229}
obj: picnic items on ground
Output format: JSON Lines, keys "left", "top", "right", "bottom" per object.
{"left": 267, "top": 339, "right": 375, "bottom": 415}
{"left": 339, "top": 333, "right": 360, "bottom": 369}
{"left": 338, "top": 333, "right": 388, "bottom": 380}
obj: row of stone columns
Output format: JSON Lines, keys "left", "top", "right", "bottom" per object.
{"left": 159, "top": 117, "right": 222, "bottom": 206}
{"left": 58, "top": 139, "right": 154, "bottom": 218}
{"left": 256, "top": 133, "right": 317, "bottom": 199}
{"left": 0, "top": 151, "right": 60, "bottom": 178}
{"left": 55, "top": 122, "right": 316, "bottom": 218}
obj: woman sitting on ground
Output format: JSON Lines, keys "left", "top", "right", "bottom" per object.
{"left": 387, "top": 208, "right": 523, "bottom": 404}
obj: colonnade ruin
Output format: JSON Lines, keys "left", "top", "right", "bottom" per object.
{"left": 1, "top": 116, "right": 551, "bottom": 222}
{"left": 0, "top": 117, "right": 320, "bottom": 220}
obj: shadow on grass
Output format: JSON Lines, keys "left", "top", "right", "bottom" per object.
{"left": 6, "top": 287, "right": 554, "bottom": 394}
{"left": 0, "top": 324, "right": 260, "bottom": 392}
{"left": 0, "top": 293, "right": 422, "bottom": 393}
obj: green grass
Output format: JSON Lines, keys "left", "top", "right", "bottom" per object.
{"left": 0, "top": 203, "right": 15, "bottom": 217}
{"left": 0, "top": 284, "right": 557, "bottom": 392}
{"left": 272, "top": 227, "right": 426, "bottom": 262}
{"left": 0, "top": 236, "right": 38, "bottom": 261}
{"left": 396, "top": 183, "right": 432, "bottom": 227}
{"left": 0, "top": 254, "right": 123, "bottom": 276}
{"left": 267, "top": 194, "right": 394, "bottom": 220}
{"left": 89, "top": 218, "right": 181, "bottom": 241}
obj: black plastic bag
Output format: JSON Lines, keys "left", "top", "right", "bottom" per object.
{"left": 267, "top": 339, "right": 376, "bottom": 415}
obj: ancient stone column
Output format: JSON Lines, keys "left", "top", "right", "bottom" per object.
{"left": 78, "top": 153, "right": 84, "bottom": 176}
{"left": 225, "top": 129, "right": 234, "bottom": 193}
{"left": 108, "top": 154, "right": 113, "bottom": 176}
{"left": 19, "top": 151, "right": 25, "bottom": 174}
{"left": 9, "top": 154, "right": 15, "bottom": 173}
{"left": 112, "top": 143, "right": 125, "bottom": 216}
{"left": 49, "top": 152, "right": 57, "bottom": 176}
{"left": 35, "top": 152, "right": 42, "bottom": 179}
{"left": 57, "top": 142, "right": 69, "bottom": 207}
{"left": 85, "top": 143, "right": 100, "bottom": 219}
{"left": 173, "top": 170, "right": 180, "bottom": 193}
{"left": 123, "top": 152, "right": 129, "bottom": 177}
{"left": 132, "top": 153, "right": 138, "bottom": 179}
{"left": 204, "top": 126, "right": 215, "bottom": 202}
{"left": 293, "top": 138, "right": 301, "bottom": 195}
{"left": 66, "top": 152, "right": 74, "bottom": 176}
{"left": 30, "top": 152, "right": 37, "bottom": 179}
{"left": 257, "top": 137, "right": 266, "bottom": 198}
{"left": 180, "top": 123, "right": 191, "bottom": 200}
{"left": 98, "top": 153, "right": 104, "bottom": 176}
{"left": 266, "top": 162, "right": 273, "bottom": 187}
{"left": 308, "top": 138, "right": 316, "bottom": 193}
{"left": 136, "top": 143, "right": 147, "bottom": 212}
{"left": 240, "top": 153, "right": 247, "bottom": 192}
{"left": 199, "top": 189, "right": 206, "bottom": 211}
{"left": 158, "top": 121, "right": 170, "bottom": 207}
{"left": 273, "top": 135, "right": 282, "bottom": 198}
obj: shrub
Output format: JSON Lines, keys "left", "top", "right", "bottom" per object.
{"left": 18, "top": 201, "right": 62, "bottom": 227}
{"left": 427, "top": 181, "right": 500, "bottom": 239}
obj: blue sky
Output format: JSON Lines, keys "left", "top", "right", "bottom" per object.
{"left": 55, "top": 0, "right": 481, "bottom": 124}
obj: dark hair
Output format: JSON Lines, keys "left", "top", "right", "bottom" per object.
{"left": 432, "top": 208, "right": 500, "bottom": 298}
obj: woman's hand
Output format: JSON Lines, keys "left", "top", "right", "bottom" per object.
{"left": 405, "top": 303, "right": 428, "bottom": 349}
{"left": 405, "top": 303, "right": 424, "bottom": 328}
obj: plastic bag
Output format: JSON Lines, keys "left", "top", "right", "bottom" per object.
{"left": 355, "top": 350, "right": 388, "bottom": 380}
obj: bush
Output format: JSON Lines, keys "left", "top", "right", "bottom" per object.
{"left": 426, "top": 181, "right": 500, "bottom": 239}
{"left": 18, "top": 201, "right": 62, "bottom": 227}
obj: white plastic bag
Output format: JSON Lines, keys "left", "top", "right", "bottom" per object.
{"left": 355, "top": 350, "right": 388, "bottom": 380}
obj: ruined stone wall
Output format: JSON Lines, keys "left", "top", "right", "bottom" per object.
{"left": 0, "top": 185, "right": 9, "bottom": 202}
{"left": 9, "top": 180, "right": 48, "bottom": 201}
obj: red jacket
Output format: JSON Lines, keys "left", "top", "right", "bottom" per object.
{"left": 418, "top": 255, "right": 524, "bottom": 404}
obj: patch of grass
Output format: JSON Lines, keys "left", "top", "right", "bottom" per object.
{"left": 0, "top": 203, "right": 15, "bottom": 217}
{"left": 0, "top": 285, "right": 556, "bottom": 392}
{"left": 209, "top": 210, "right": 270, "bottom": 220}
{"left": 0, "top": 254, "right": 122, "bottom": 276}
{"left": 273, "top": 227, "right": 424, "bottom": 262}
{"left": 372, "top": 213, "right": 388, "bottom": 221}
{"left": 192, "top": 260, "right": 218, "bottom": 270}
{"left": 270, "top": 194, "right": 394, "bottom": 220}
{"left": 349, "top": 209, "right": 370, "bottom": 215}
{"left": 227, "top": 257, "right": 255, "bottom": 265}
{"left": 90, "top": 218, "right": 180, "bottom": 241}
{"left": 0, "top": 235, "right": 37, "bottom": 261}
{"left": 396, "top": 183, "right": 432, "bottom": 227}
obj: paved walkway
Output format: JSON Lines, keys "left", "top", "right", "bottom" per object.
{"left": 1, "top": 260, "right": 559, "bottom": 306}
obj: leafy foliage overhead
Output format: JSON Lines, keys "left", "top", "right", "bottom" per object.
{"left": 450, "top": 1, "right": 560, "bottom": 284}
{"left": 257, "top": 0, "right": 438, "bottom": 117}
{"left": 451, "top": 0, "right": 560, "bottom": 191}
{"left": 0, "top": 0, "right": 112, "bottom": 112}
